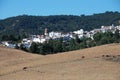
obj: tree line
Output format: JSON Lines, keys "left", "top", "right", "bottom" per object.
{"left": 0, "top": 33, "right": 28, "bottom": 42}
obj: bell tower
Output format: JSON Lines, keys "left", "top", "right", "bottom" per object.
{"left": 44, "top": 28, "right": 48, "bottom": 36}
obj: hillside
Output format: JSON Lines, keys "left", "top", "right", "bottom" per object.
{"left": 0, "top": 11, "right": 120, "bottom": 36}
{"left": 0, "top": 44, "right": 120, "bottom": 80}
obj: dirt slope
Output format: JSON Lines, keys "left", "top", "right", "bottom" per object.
{"left": 0, "top": 44, "right": 120, "bottom": 80}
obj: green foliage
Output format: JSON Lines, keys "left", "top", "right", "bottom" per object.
{"left": 15, "top": 44, "right": 19, "bottom": 49}
{"left": 53, "top": 39, "right": 63, "bottom": 53}
{"left": 93, "top": 31, "right": 120, "bottom": 45}
{"left": 114, "top": 29, "right": 120, "bottom": 43}
{"left": 1, "top": 34, "right": 9, "bottom": 41}
{"left": 0, "top": 11, "right": 120, "bottom": 35}
{"left": 87, "top": 40, "right": 96, "bottom": 47}
{"left": 19, "top": 44, "right": 28, "bottom": 51}
{"left": 68, "top": 39, "right": 77, "bottom": 50}
{"left": 0, "top": 33, "right": 27, "bottom": 43}
{"left": 29, "top": 42, "right": 38, "bottom": 53}
{"left": 41, "top": 42, "right": 53, "bottom": 54}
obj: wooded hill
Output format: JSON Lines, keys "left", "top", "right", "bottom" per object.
{"left": 0, "top": 11, "right": 120, "bottom": 36}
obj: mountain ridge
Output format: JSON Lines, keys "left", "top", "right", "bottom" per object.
{"left": 0, "top": 11, "right": 120, "bottom": 36}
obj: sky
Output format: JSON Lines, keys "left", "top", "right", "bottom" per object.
{"left": 0, "top": 0, "right": 120, "bottom": 19}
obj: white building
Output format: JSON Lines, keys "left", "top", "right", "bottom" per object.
{"left": 2, "top": 41, "right": 15, "bottom": 48}
{"left": 22, "top": 38, "right": 31, "bottom": 44}
{"left": 49, "top": 31, "right": 62, "bottom": 39}
{"left": 32, "top": 38, "right": 41, "bottom": 43}
{"left": 40, "top": 38, "right": 46, "bottom": 43}
{"left": 73, "top": 29, "right": 84, "bottom": 35}
{"left": 73, "top": 29, "right": 84, "bottom": 39}
{"left": 116, "top": 25, "right": 120, "bottom": 30}
{"left": 101, "top": 25, "right": 115, "bottom": 33}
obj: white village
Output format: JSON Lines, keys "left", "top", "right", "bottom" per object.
{"left": 1, "top": 24, "right": 120, "bottom": 48}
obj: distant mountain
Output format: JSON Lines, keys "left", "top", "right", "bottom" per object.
{"left": 0, "top": 11, "right": 120, "bottom": 36}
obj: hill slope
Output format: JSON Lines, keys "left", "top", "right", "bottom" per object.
{"left": 0, "top": 11, "right": 120, "bottom": 36}
{"left": 0, "top": 44, "right": 120, "bottom": 80}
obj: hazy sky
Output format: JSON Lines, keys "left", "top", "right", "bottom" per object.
{"left": 0, "top": 0, "right": 120, "bottom": 19}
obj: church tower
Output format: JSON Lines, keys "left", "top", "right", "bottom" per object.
{"left": 44, "top": 28, "right": 48, "bottom": 36}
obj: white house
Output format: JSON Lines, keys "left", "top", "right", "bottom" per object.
{"left": 49, "top": 31, "right": 62, "bottom": 39}
{"left": 40, "top": 38, "right": 46, "bottom": 43}
{"left": 73, "top": 29, "right": 84, "bottom": 35}
{"left": 116, "top": 26, "right": 120, "bottom": 30}
{"left": 73, "top": 29, "right": 84, "bottom": 39}
{"left": 22, "top": 38, "right": 31, "bottom": 44}
{"left": 32, "top": 38, "right": 41, "bottom": 43}
{"left": 2, "top": 41, "right": 15, "bottom": 48}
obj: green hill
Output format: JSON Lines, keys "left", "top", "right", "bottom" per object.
{"left": 0, "top": 11, "right": 120, "bottom": 36}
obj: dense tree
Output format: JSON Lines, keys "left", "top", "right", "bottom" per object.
{"left": 1, "top": 34, "right": 9, "bottom": 41}
{"left": 68, "top": 39, "right": 76, "bottom": 51}
{"left": 15, "top": 43, "right": 19, "bottom": 49}
{"left": 93, "top": 31, "right": 120, "bottom": 45}
{"left": 19, "top": 44, "right": 28, "bottom": 51}
{"left": 29, "top": 42, "right": 38, "bottom": 53}
{"left": 0, "top": 11, "right": 120, "bottom": 37}
{"left": 114, "top": 29, "right": 120, "bottom": 43}
{"left": 1, "top": 34, "right": 26, "bottom": 42}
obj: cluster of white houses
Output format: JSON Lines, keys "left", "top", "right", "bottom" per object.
{"left": 1, "top": 25, "right": 120, "bottom": 48}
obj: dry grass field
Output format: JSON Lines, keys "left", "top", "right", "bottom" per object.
{"left": 0, "top": 43, "right": 120, "bottom": 80}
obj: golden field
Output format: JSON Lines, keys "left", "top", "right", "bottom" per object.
{"left": 0, "top": 44, "right": 120, "bottom": 80}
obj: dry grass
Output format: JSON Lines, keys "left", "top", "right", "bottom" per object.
{"left": 0, "top": 44, "right": 120, "bottom": 80}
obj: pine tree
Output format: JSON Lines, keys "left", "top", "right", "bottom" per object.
{"left": 29, "top": 42, "right": 37, "bottom": 53}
